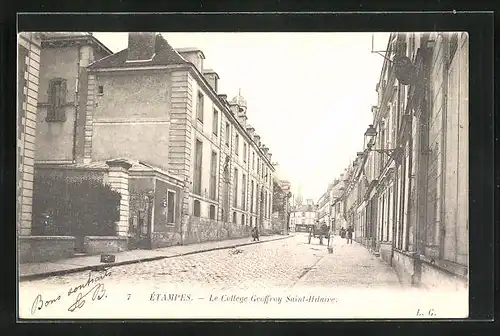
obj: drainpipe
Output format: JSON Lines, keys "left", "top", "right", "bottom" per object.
{"left": 72, "top": 45, "right": 81, "bottom": 163}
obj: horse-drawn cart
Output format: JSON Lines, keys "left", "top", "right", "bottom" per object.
{"left": 308, "top": 225, "right": 330, "bottom": 245}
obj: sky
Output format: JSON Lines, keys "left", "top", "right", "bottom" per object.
{"left": 93, "top": 32, "right": 389, "bottom": 201}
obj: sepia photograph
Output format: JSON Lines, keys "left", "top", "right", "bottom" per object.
{"left": 17, "top": 29, "right": 469, "bottom": 319}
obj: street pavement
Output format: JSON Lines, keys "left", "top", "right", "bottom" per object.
{"left": 19, "top": 233, "right": 401, "bottom": 292}
{"left": 19, "top": 233, "right": 471, "bottom": 319}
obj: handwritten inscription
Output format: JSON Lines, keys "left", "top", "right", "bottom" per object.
{"left": 67, "top": 283, "right": 107, "bottom": 312}
{"left": 67, "top": 268, "right": 112, "bottom": 296}
{"left": 30, "top": 293, "right": 61, "bottom": 315}
{"left": 30, "top": 267, "right": 112, "bottom": 315}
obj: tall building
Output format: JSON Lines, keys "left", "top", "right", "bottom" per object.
{"left": 17, "top": 33, "right": 42, "bottom": 237}
{"left": 339, "top": 32, "right": 468, "bottom": 291}
{"left": 20, "top": 32, "right": 275, "bottom": 262}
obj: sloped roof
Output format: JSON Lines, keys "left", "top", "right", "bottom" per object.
{"left": 88, "top": 34, "right": 187, "bottom": 70}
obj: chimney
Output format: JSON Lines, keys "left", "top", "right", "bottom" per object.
{"left": 261, "top": 145, "right": 269, "bottom": 156}
{"left": 203, "top": 69, "right": 219, "bottom": 93}
{"left": 236, "top": 104, "right": 247, "bottom": 128}
{"left": 127, "top": 32, "right": 157, "bottom": 62}
{"left": 246, "top": 125, "right": 255, "bottom": 138}
{"left": 218, "top": 94, "right": 227, "bottom": 102}
{"left": 176, "top": 47, "right": 205, "bottom": 72}
{"left": 254, "top": 134, "right": 261, "bottom": 146}
{"left": 229, "top": 104, "right": 239, "bottom": 116}
{"left": 237, "top": 113, "right": 247, "bottom": 129}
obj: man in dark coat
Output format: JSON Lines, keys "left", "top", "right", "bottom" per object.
{"left": 346, "top": 226, "right": 354, "bottom": 244}
{"left": 251, "top": 226, "right": 260, "bottom": 242}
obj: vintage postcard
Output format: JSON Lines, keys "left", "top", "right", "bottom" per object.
{"left": 17, "top": 31, "right": 469, "bottom": 319}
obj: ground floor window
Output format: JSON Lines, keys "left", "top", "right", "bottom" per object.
{"left": 209, "top": 204, "right": 216, "bottom": 220}
{"left": 193, "top": 200, "right": 201, "bottom": 217}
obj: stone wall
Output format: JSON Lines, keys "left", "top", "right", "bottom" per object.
{"left": 84, "top": 236, "right": 128, "bottom": 254}
{"left": 18, "top": 33, "right": 41, "bottom": 236}
{"left": 19, "top": 236, "right": 76, "bottom": 263}
{"left": 392, "top": 249, "right": 417, "bottom": 286}
{"left": 379, "top": 242, "right": 393, "bottom": 265}
{"left": 184, "top": 216, "right": 250, "bottom": 245}
{"left": 420, "top": 261, "right": 468, "bottom": 291}
{"left": 151, "top": 232, "right": 181, "bottom": 249}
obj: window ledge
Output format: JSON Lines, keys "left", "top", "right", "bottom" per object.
{"left": 419, "top": 254, "right": 468, "bottom": 279}
{"left": 45, "top": 117, "right": 67, "bottom": 122}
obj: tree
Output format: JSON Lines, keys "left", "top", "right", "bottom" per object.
{"left": 272, "top": 180, "right": 285, "bottom": 214}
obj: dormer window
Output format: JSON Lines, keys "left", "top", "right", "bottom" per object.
{"left": 46, "top": 78, "right": 67, "bottom": 122}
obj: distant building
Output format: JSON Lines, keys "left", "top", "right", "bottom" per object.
{"left": 290, "top": 202, "right": 316, "bottom": 232}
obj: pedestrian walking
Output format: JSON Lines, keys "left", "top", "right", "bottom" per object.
{"left": 251, "top": 226, "right": 260, "bottom": 242}
{"left": 346, "top": 226, "right": 353, "bottom": 244}
{"left": 340, "top": 227, "right": 346, "bottom": 239}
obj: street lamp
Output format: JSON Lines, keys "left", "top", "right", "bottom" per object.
{"left": 363, "top": 124, "right": 402, "bottom": 160}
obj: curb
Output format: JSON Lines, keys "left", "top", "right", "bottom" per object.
{"left": 20, "top": 234, "right": 294, "bottom": 282}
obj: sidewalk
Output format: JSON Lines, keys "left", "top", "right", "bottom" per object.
{"left": 19, "top": 234, "right": 293, "bottom": 281}
{"left": 294, "top": 235, "right": 402, "bottom": 289}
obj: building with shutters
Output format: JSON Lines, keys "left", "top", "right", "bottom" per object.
{"left": 337, "top": 32, "right": 468, "bottom": 291}
{"left": 21, "top": 32, "right": 275, "bottom": 262}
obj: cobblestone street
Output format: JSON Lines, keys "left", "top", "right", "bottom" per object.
{"left": 20, "top": 234, "right": 401, "bottom": 293}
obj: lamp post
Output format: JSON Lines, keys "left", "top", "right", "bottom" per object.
{"left": 363, "top": 124, "right": 402, "bottom": 160}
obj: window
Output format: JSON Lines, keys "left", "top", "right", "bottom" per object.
{"left": 193, "top": 139, "right": 203, "bottom": 195}
{"left": 98, "top": 85, "right": 104, "bottom": 95}
{"left": 233, "top": 168, "right": 238, "bottom": 207}
{"left": 46, "top": 78, "right": 67, "bottom": 122}
{"left": 212, "top": 109, "right": 219, "bottom": 136}
{"left": 243, "top": 143, "right": 247, "bottom": 162}
{"left": 196, "top": 91, "right": 204, "bottom": 122}
{"left": 252, "top": 152, "right": 255, "bottom": 170}
{"left": 209, "top": 204, "right": 216, "bottom": 220}
{"left": 241, "top": 174, "right": 246, "bottom": 210}
{"left": 250, "top": 180, "right": 255, "bottom": 213}
{"left": 210, "top": 151, "right": 217, "bottom": 200}
{"left": 233, "top": 212, "right": 237, "bottom": 224}
{"left": 225, "top": 123, "right": 230, "bottom": 146}
{"left": 268, "top": 195, "right": 272, "bottom": 218}
{"left": 166, "top": 190, "right": 176, "bottom": 224}
{"left": 193, "top": 200, "right": 201, "bottom": 217}
{"left": 257, "top": 158, "right": 260, "bottom": 173}
{"left": 235, "top": 134, "right": 240, "bottom": 156}
{"left": 241, "top": 214, "right": 245, "bottom": 225}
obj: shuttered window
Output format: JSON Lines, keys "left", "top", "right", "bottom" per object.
{"left": 46, "top": 78, "right": 67, "bottom": 122}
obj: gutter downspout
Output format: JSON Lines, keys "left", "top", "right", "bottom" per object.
{"left": 72, "top": 46, "right": 81, "bottom": 163}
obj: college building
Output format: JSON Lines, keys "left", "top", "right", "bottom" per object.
{"left": 17, "top": 32, "right": 275, "bottom": 262}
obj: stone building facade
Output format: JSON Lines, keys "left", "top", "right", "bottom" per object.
{"left": 18, "top": 33, "right": 41, "bottom": 237}
{"left": 87, "top": 33, "right": 275, "bottom": 243}
{"left": 337, "top": 32, "right": 468, "bottom": 291}
{"left": 19, "top": 32, "right": 275, "bottom": 262}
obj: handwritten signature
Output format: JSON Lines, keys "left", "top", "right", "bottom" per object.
{"left": 30, "top": 267, "right": 112, "bottom": 315}
{"left": 67, "top": 283, "right": 107, "bottom": 312}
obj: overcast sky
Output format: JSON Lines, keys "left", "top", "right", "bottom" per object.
{"left": 93, "top": 32, "right": 389, "bottom": 201}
